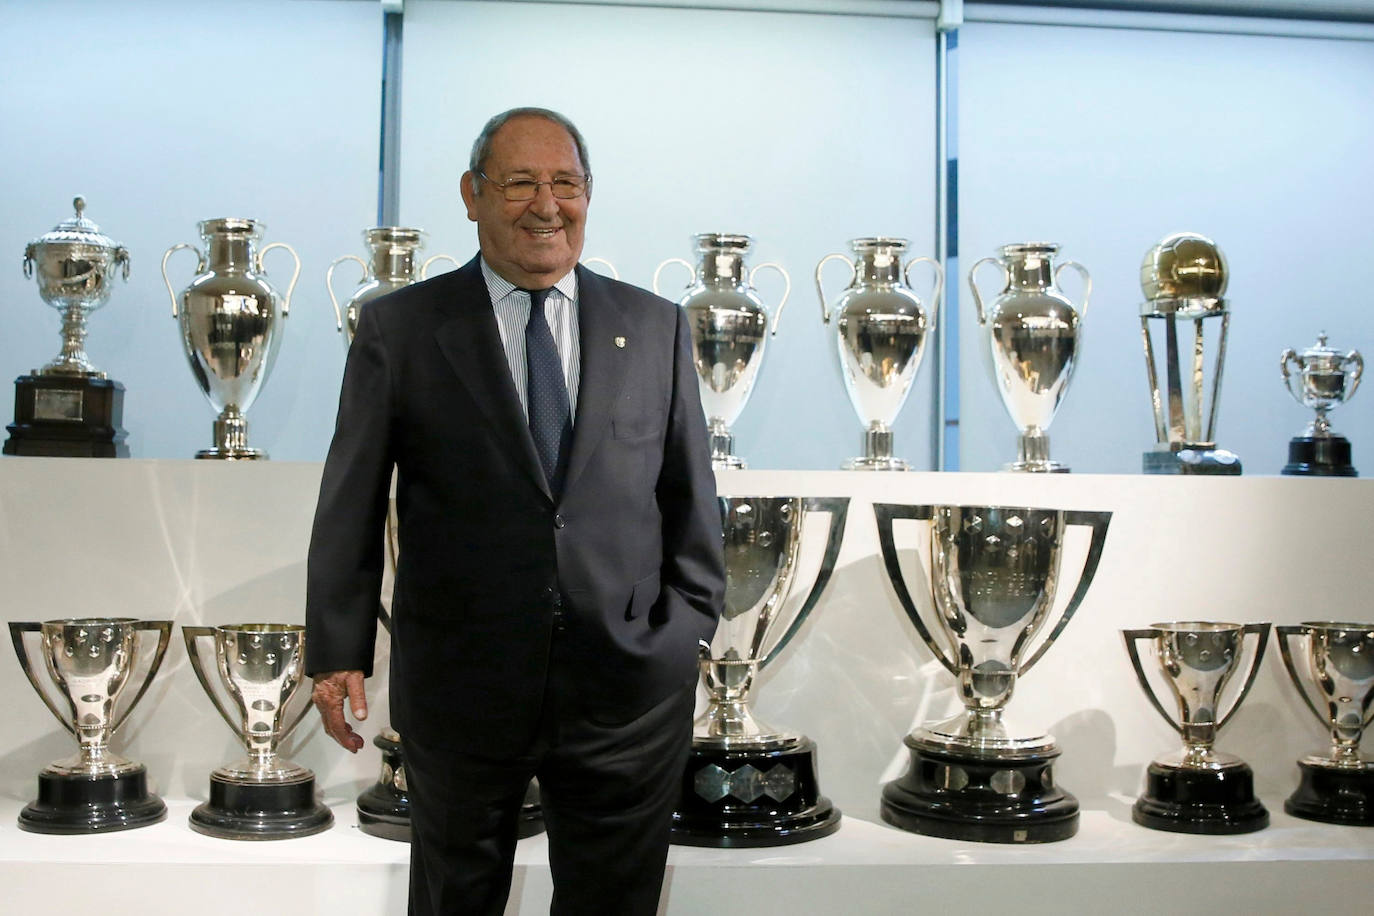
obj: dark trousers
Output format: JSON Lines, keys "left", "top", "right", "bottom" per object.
{"left": 403, "top": 683, "right": 695, "bottom": 916}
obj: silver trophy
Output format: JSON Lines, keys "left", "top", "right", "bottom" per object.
{"left": 815, "top": 238, "right": 943, "bottom": 470}
{"left": 873, "top": 503, "right": 1111, "bottom": 843}
{"left": 1139, "top": 232, "right": 1241, "bottom": 474}
{"left": 9, "top": 618, "right": 172, "bottom": 833}
{"left": 1123, "top": 621, "right": 1270, "bottom": 834}
{"left": 6, "top": 197, "right": 131, "bottom": 457}
{"left": 161, "top": 218, "right": 300, "bottom": 460}
{"left": 672, "top": 496, "right": 848, "bottom": 846}
{"left": 1277, "top": 622, "right": 1374, "bottom": 824}
{"left": 653, "top": 234, "right": 790, "bottom": 469}
{"left": 327, "top": 227, "right": 457, "bottom": 348}
{"left": 183, "top": 623, "right": 333, "bottom": 839}
{"left": 969, "top": 243, "right": 1090, "bottom": 473}
{"left": 1280, "top": 334, "right": 1363, "bottom": 476}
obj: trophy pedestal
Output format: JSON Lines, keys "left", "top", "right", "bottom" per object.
{"left": 1282, "top": 435, "right": 1357, "bottom": 477}
{"left": 1285, "top": 759, "right": 1374, "bottom": 825}
{"left": 190, "top": 772, "right": 333, "bottom": 840}
{"left": 4, "top": 374, "right": 128, "bottom": 458}
{"left": 19, "top": 766, "right": 165, "bottom": 834}
{"left": 671, "top": 737, "right": 840, "bottom": 847}
{"left": 881, "top": 741, "right": 1078, "bottom": 844}
{"left": 709, "top": 427, "right": 746, "bottom": 470}
{"left": 1132, "top": 759, "right": 1268, "bottom": 834}
{"left": 844, "top": 425, "right": 909, "bottom": 471}
{"left": 1142, "top": 445, "right": 1242, "bottom": 475}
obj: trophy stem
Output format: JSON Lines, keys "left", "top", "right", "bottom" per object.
{"left": 708, "top": 418, "right": 745, "bottom": 469}
{"left": 199, "top": 406, "right": 266, "bottom": 460}
{"left": 1006, "top": 428, "right": 1067, "bottom": 473}
{"left": 43, "top": 306, "right": 101, "bottom": 377}
{"left": 843, "top": 422, "right": 910, "bottom": 470}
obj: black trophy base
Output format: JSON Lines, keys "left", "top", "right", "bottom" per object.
{"left": 1282, "top": 435, "right": 1357, "bottom": 477}
{"left": 190, "top": 772, "right": 333, "bottom": 840}
{"left": 19, "top": 766, "right": 166, "bottom": 834}
{"left": 672, "top": 736, "right": 841, "bottom": 847}
{"left": 880, "top": 742, "right": 1078, "bottom": 844}
{"left": 1143, "top": 445, "right": 1241, "bottom": 476}
{"left": 1285, "top": 759, "right": 1374, "bottom": 825}
{"left": 4, "top": 374, "right": 128, "bottom": 458}
{"left": 1132, "top": 760, "right": 1268, "bottom": 834}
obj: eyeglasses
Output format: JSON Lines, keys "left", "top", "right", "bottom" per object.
{"left": 479, "top": 172, "right": 591, "bottom": 201}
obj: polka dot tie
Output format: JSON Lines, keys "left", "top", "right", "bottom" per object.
{"left": 523, "top": 288, "right": 571, "bottom": 497}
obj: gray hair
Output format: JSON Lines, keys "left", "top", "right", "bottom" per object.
{"left": 468, "top": 107, "right": 590, "bottom": 188}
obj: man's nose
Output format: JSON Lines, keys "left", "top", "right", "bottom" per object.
{"left": 528, "top": 183, "right": 560, "bottom": 217}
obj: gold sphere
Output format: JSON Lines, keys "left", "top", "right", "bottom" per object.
{"left": 1140, "top": 232, "right": 1228, "bottom": 301}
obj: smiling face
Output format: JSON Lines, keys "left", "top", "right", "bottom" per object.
{"left": 460, "top": 115, "right": 590, "bottom": 289}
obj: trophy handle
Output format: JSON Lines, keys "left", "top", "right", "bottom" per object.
{"left": 161, "top": 243, "right": 204, "bottom": 318}
{"left": 1055, "top": 260, "right": 1092, "bottom": 318}
{"left": 257, "top": 242, "right": 301, "bottom": 316}
{"left": 420, "top": 253, "right": 459, "bottom": 280}
{"left": 325, "top": 255, "right": 366, "bottom": 333}
{"left": 903, "top": 256, "right": 944, "bottom": 335}
{"left": 582, "top": 256, "right": 620, "bottom": 280}
{"left": 1019, "top": 509, "right": 1112, "bottom": 674}
{"left": 814, "top": 253, "right": 853, "bottom": 324}
{"left": 1280, "top": 348, "right": 1304, "bottom": 405}
{"left": 749, "top": 262, "right": 791, "bottom": 336}
{"left": 109, "top": 620, "right": 173, "bottom": 736}
{"left": 872, "top": 502, "right": 959, "bottom": 676}
{"left": 181, "top": 625, "right": 243, "bottom": 739}
{"left": 1344, "top": 350, "right": 1363, "bottom": 400}
{"left": 1276, "top": 625, "right": 1330, "bottom": 729}
{"left": 277, "top": 682, "right": 317, "bottom": 744}
{"left": 116, "top": 246, "right": 131, "bottom": 282}
{"left": 967, "top": 256, "right": 1004, "bottom": 325}
{"left": 23, "top": 242, "right": 36, "bottom": 279}
{"left": 7, "top": 622, "right": 77, "bottom": 737}
{"left": 1122, "top": 627, "right": 1182, "bottom": 735}
{"left": 652, "top": 258, "right": 693, "bottom": 298}
{"left": 760, "top": 496, "right": 850, "bottom": 668}
{"left": 1217, "top": 622, "right": 1271, "bottom": 731}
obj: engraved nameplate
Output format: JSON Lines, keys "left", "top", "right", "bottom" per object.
{"left": 33, "top": 390, "right": 83, "bottom": 422}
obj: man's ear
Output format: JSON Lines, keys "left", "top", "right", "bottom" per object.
{"left": 460, "top": 171, "right": 479, "bottom": 222}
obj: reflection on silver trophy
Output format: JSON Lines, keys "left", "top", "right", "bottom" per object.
{"left": 1277, "top": 622, "right": 1374, "bottom": 824}
{"left": 1280, "top": 334, "right": 1363, "bottom": 476}
{"left": 653, "top": 234, "right": 790, "bottom": 469}
{"left": 161, "top": 218, "right": 300, "bottom": 460}
{"left": 969, "top": 243, "right": 1090, "bottom": 473}
{"left": 9, "top": 618, "right": 172, "bottom": 833}
{"left": 1123, "top": 621, "right": 1270, "bottom": 834}
{"left": 327, "top": 227, "right": 457, "bottom": 348}
{"left": 816, "top": 238, "right": 943, "bottom": 470}
{"left": 672, "top": 496, "right": 848, "bottom": 846}
{"left": 874, "top": 504, "right": 1111, "bottom": 843}
{"left": 1139, "top": 232, "right": 1240, "bottom": 474}
{"left": 182, "top": 623, "right": 332, "bottom": 839}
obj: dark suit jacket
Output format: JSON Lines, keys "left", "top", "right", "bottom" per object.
{"left": 305, "top": 255, "right": 724, "bottom": 756}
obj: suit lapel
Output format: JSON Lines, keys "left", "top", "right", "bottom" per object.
{"left": 563, "top": 266, "right": 629, "bottom": 497}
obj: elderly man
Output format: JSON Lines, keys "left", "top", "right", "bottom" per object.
{"left": 304, "top": 107, "right": 724, "bottom": 915}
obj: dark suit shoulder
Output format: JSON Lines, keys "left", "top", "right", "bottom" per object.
{"left": 359, "top": 259, "right": 484, "bottom": 339}
{"left": 578, "top": 267, "right": 680, "bottom": 327}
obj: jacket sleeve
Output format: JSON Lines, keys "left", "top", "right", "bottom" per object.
{"left": 304, "top": 302, "right": 395, "bottom": 677}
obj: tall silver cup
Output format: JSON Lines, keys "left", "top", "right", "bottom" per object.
{"left": 327, "top": 227, "right": 455, "bottom": 348}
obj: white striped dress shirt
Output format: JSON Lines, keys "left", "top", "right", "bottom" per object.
{"left": 480, "top": 257, "right": 581, "bottom": 422}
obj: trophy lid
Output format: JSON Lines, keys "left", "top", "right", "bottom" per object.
{"left": 1292, "top": 332, "right": 1352, "bottom": 368}
{"left": 1140, "top": 232, "right": 1228, "bottom": 307}
{"left": 27, "top": 196, "right": 121, "bottom": 254}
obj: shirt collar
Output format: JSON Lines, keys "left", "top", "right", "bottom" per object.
{"left": 479, "top": 255, "right": 578, "bottom": 305}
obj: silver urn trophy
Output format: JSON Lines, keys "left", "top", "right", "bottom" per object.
{"left": 1139, "top": 232, "right": 1241, "bottom": 474}
{"left": 969, "top": 243, "right": 1090, "bottom": 473}
{"left": 816, "top": 238, "right": 943, "bottom": 470}
{"left": 1277, "top": 622, "right": 1374, "bottom": 825}
{"left": 1123, "top": 621, "right": 1270, "bottom": 833}
{"left": 653, "top": 233, "right": 790, "bottom": 469}
{"left": 671, "top": 496, "right": 848, "bottom": 846}
{"left": 1280, "top": 334, "right": 1362, "bottom": 476}
{"left": 161, "top": 218, "right": 299, "bottom": 459}
{"left": 9, "top": 618, "right": 172, "bottom": 832}
{"left": 327, "top": 227, "right": 457, "bottom": 348}
{"left": 183, "top": 623, "right": 333, "bottom": 839}
{"left": 873, "top": 503, "right": 1111, "bottom": 842}
{"left": 5, "top": 197, "right": 131, "bottom": 457}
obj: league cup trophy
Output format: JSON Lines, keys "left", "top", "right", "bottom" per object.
{"left": 1139, "top": 232, "right": 1241, "bottom": 474}
{"left": 1123, "top": 621, "right": 1270, "bottom": 834}
{"left": 183, "top": 623, "right": 333, "bottom": 839}
{"left": 671, "top": 496, "right": 848, "bottom": 846}
{"left": 5, "top": 197, "right": 131, "bottom": 457}
{"left": 162, "top": 218, "right": 299, "bottom": 459}
{"left": 1280, "top": 334, "right": 1362, "bottom": 476}
{"left": 1276, "top": 622, "right": 1374, "bottom": 824}
{"left": 873, "top": 504, "right": 1111, "bottom": 842}
{"left": 9, "top": 618, "right": 171, "bottom": 833}
{"left": 969, "top": 243, "right": 1090, "bottom": 472}
{"left": 326, "top": 227, "right": 457, "bottom": 348}
{"left": 653, "top": 234, "right": 790, "bottom": 469}
{"left": 815, "top": 238, "right": 943, "bottom": 470}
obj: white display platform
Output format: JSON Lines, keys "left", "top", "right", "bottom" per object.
{"left": 2, "top": 459, "right": 1373, "bottom": 912}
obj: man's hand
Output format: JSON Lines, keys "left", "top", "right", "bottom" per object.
{"left": 312, "top": 669, "right": 368, "bottom": 753}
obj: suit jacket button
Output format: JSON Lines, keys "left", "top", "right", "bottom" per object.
{"left": 553, "top": 514, "right": 566, "bottom": 529}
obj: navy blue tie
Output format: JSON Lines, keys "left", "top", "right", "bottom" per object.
{"left": 524, "top": 287, "right": 572, "bottom": 497}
